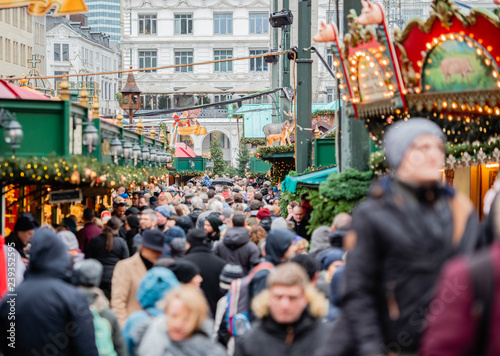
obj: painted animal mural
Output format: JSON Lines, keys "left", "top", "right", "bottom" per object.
{"left": 440, "top": 58, "right": 475, "bottom": 83}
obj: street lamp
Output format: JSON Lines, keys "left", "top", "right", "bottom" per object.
{"left": 82, "top": 124, "right": 99, "bottom": 155}
{"left": 150, "top": 148, "right": 157, "bottom": 166}
{"left": 123, "top": 141, "right": 132, "bottom": 160}
{"left": 0, "top": 108, "right": 23, "bottom": 155}
{"left": 132, "top": 143, "right": 141, "bottom": 166}
{"left": 110, "top": 137, "right": 123, "bottom": 164}
{"left": 141, "top": 146, "right": 150, "bottom": 163}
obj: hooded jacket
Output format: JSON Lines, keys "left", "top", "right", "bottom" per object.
{"left": 0, "top": 229, "right": 98, "bottom": 356}
{"left": 249, "top": 229, "right": 295, "bottom": 309}
{"left": 188, "top": 208, "right": 203, "bottom": 226}
{"left": 213, "top": 227, "right": 260, "bottom": 275}
{"left": 136, "top": 314, "right": 228, "bottom": 356}
{"left": 123, "top": 267, "right": 180, "bottom": 355}
{"left": 235, "top": 286, "right": 328, "bottom": 356}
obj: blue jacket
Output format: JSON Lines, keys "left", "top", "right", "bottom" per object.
{"left": 123, "top": 267, "right": 179, "bottom": 355}
{"left": 0, "top": 229, "right": 98, "bottom": 356}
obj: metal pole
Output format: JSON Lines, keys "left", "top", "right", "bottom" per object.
{"left": 295, "top": 0, "right": 312, "bottom": 173}
{"left": 271, "top": 0, "right": 280, "bottom": 123}
{"left": 336, "top": 0, "right": 342, "bottom": 171}
{"left": 280, "top": 0, "right": 291, "bottom": 117}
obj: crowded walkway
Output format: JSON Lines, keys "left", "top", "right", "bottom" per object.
{"left": 0, "top": 120, "right": 498, "bottom": 355}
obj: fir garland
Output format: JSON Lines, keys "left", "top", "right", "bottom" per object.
{"left": 256, "top": 144, "right": 295, "bottom": 162}
{"left": 0, "top": 155, "right": 171, "bottom": 189}
{"left": 312, "top": 110, "right": 336, "bottom": 118}
{"left": 240, "top": 137, "right": 266, "bottom": 146}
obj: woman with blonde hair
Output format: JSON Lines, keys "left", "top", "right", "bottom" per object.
{"left": 249, "top": 225, "right": 267, "bottom": 245}
{"left": 137, "top": 285, "right": 228, "bottom": 356}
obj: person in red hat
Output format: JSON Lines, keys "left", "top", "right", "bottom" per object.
{"left": 256, "top": 208, "right": 272, "bottom": 233}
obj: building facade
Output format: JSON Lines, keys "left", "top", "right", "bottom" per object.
{"left": 86, "top": 0, "right": 122, "bottom": 42}
{"left": 46, "top": 16, "right": 122, "bottom": 114}
{"left": 0, "top": 7, "right": 46, "bottom": 79}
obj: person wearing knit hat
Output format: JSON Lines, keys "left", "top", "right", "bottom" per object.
{"left": 321, "top": 118, "right": 483, "bottom": 355}
{"left": 257, "top": 208, "right": 272, "bottom": 233}
{"left": 6, "top": 216, "right": 35, "bottom": 261}
{"left": 219, "top": 264, "right": 244, "bottom": 291}
{"left": 204, "top": 215, "right": 223, "bottom": 241}
{"left": 57, "top": 230, "right": 84, "bottom": 265}
{"left": 168, "top": 260, "right": 203, "bottom": 287}
{"left": 256, "top": 208, "right": 271, "bottom": 220}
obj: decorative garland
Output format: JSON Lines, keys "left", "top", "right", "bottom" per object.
{"left": 256, "top": 144, "right": 295, "bottom": 162}
{"left": 174, "top": 170, "right": 206, "bottom": 178}
{"left": 0, "top": 155, "right": 171, "bottom": 189}
{"left": 370, "top": 141, "right": 500, "bottom": 172}
{"left": 241, "top": 137, "right": 266, "bottom": 146}
{"left": 312, "top": 110, "right": 336, "bottom": 118}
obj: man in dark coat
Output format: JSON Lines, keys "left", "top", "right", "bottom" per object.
{"left": 319, "top": 119, "right": 483, "bottom": 356}
{"left": 213, "top": 214, "right": 260, "bottom": 275}
{"left": 290, "top": 206, "right": 311, "bottom": 241}
{"left": 181, "top": 228, "right": 226, "bottom": 316}
{"left": 0, "top": 228, "right": 98, "bottom": 356}
{"left": 188, "top": 196, "right": 204, "bottom": 226}
{"left": 235, "top": 262, "right": 327, "bottom": 356}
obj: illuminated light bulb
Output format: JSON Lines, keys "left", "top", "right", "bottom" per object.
{"left": 469, "top": 33, "right": 475, "bottom": 38}
{"left": 449, "top": 34, "right": 455, "bottom": 40}
{"left": 495, "top": 107, "right": 500, "bottom": 115}
{"left": 415, "top": 73, "right": 421, "bottom": 79}
{"left": 461, "top": 104, "right": 466, "bottom": 110}
{"left": 336, "top": 72, "right": 342, "bottom": 79}
{"left": 487, "top": 107, "right": 493, "bottom": 114}
{"left": 351, "top": 67, "right": 356, "bottom": 73}
{"left": 402, "top": 89, "right": 408, "bottom": 95}
{"left": 378, "top": 81, "right": 384, "bottom": 87}
{"left": 353, "top": 86, "right": 358, "bottom": 91}
{"left": 485, "top": 59, "right": 491, "bottom": 66}
{"left": 342, "top": 95, "right": 348, "bottom": 101}
{"left": 339, "top": 84, "right": 345, "bottom": 90}
{"left": 467, "top": 41, "right": 473, "bottom": 48}
{"left": 374, "top": 71, "right": 380, "bottom": 76}
{"left": 478, "top": 107, "right": 483, "bottom": 113}
{"left": 476, "top": 48, "right": 483, "bottom": 56}
{"left": 442, "top": 101, "right": 448, "bottom": 108}
{"left": 448, "top": 115, "right": 453, "bottom": 121}
{"left": 417, "top": 61, "right": 423, "bottom": 67}
{"left": 369, "top": 62, "right": 375, "bottom": 68}
{"left": 440, "top": 35, "right": 446, "bottom": 41}
{"left": 487, "top": 46, "right": 493, "bottom": 52}
{"left": 433, "top": 38, "right": 438, "bottom": 44}
{"left": 333, "top": 60, "right": 339, "bottom": 67}
{"left": 452, "top": 102, "right": 457, "bottom": 109}
{"left": 497, "top": 81, "right": 500, "bottom": 88}
{"left": 493, "top": 71, "right": 499, "bottom": 78}
{"left": 388, "top": 84, "right": 394, "bottom": 90}
{"left": 415, "top": 87, "right": 421, "bottom": 94}
{"left": 351, "top": 75, "right": 356, "bottom": 81}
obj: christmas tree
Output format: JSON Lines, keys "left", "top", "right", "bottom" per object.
{"left": 210, "top": 135, "right": 225, "bottom": 176}
{"left": 236, "top": 140, "right": 250, "bottom": 176}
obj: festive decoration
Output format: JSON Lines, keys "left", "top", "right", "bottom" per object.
{"left": 240, "top": 137, "right": 266, "bottom": 146}
{"left": 0, "top": 155, "right": 171, "bottom": 189}
{"left": 370, "top": 140, "right": 500, "bottom": 172}
{"left": 209, "top": 135, "right": 225, "bottom": 176}
{"left": 256, "top": 144, "right": 295, "bottom": 162}
{"left": 312, "top": 110, "right": 337, "bottom": 118}
{"left": 0, "top": 0, "right": 89, "bottom": 17}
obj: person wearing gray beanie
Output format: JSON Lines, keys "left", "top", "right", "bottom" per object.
{"left": 319, "top": 118, "right": 483, "bottom": 355}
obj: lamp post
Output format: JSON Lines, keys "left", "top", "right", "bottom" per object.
{"left": 141, "top": 146, "right": 150, "bottom": 164}
{"left": 132, "top": 143, "right": 141, "bottom": 166}
{"left": 110, "top": 137, "right": 123, "bottom": 164}
{"left": 120, "top": 66, "right": 142, "bottom": 125}
{"left": 123, "top": 141, "right": 132, "bottom": 161}
{"left": 0, "top": 109, "right": 23, "bottom": 155}
{"left": 82, "top": 124, "right": 99, "bottom": 155}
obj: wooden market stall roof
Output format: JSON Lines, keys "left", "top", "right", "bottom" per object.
{"left": 0, "top": 80, "right": 51, "bottom": 101}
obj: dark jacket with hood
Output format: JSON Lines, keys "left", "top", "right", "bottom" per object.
{"left": 0, "top": 229, "right": 98, "bottom": 356}
{"left": 259, "top": 217, "right": 272, "bottom": 233}
{"left": 249, "top": 229, "right": 295, "bottom": 307}
{"left": 235, "top": 287, "right": 327, "bottom": 356}
{"left": 182, "top": 244, "right": 226, "bottom": 316}
{"left": 213, "top": 227, "right": 260, "bottom": 275}
{"left": 189, "top": 208, "right": 203, "bottom": 226}
{"left": 327, "top": 177, "right": 482, "bottom": 355}
{"left": 85, "top": 233, "right": 130, "bottom": 285}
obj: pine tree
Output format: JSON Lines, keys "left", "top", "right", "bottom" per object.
{"left": 236, "top": 140, "right": 251, "bottom": 177}
{"left": 210, "top": 135, "right": 225, "bottom": 176}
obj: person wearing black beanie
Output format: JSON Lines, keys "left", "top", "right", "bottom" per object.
{"left": 168, "top": 260, "right": 202, "bottom": 287}
{"left": 123, "top": 215, "right": 140, "bottom": 255}
{"left": 204, "top": 215, "right": 222, "bottom": 241}
{"left": 6, "top": 216, "right": 36, "bottom": 261}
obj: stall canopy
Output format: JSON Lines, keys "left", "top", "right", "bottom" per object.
{"left": 0, "top": 80, "right": 51, "bottom": 100}
{"left": 282, "top": 167, "right": 338, "bottom": 193}
{"left": 175, "top": 142, "right": 197, "bottom": 158}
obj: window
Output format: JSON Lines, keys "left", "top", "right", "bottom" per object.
{"left": 27, "top": 16, "right": 32, "bottom": 32}
{"left": 214, "top": 95, "right": 232, "bottom": 109}
{"left": 327, "top": 88, "right": 334, "bottom": 102}
{"left": 54, "top": 43, "right": 60, "bottom": 61}
{"left": 138, "top": 50, "right": 157, "bottom": 72}
{"left": 249, "top": 13, "right": 268, "bottom": 34}
{"left": 249, "top": 49, "right": 268, "bottom": 71}
{"left": 174, "top": 14, "right": 193, "bottom": 35}
{"left": 54, "top": 70, "right": 64, "bottom": 89}
{"left": 175, "top": 50, "right": 193, "bottom": 72}
{"left": 0, "top": 37, "right": 2, "bottom": 61}
{"left": 5, "top": 39, "right": 10, "bottom": 62}
{"left": 139, "top": 14, "right": 157, "bottom": 35}
{"left": 13, "top": 41, "right": 18, "bottom": 65}
{"left": 20, "top": 44, "right": 25, "bottom": 65}
{"left": 326, "top": 48, "right": 333, "bottom": 68}
{"left": 214, "top": 49, "right": 232, "bottom": 72}
{"left": 5, "top": 9, "right": 10, "bottom": 24}
{"left": 62, "top": 44, "right": 69, "bottom": 61}
{"left": 12, "top": 8, "right": 17, "bottom": 27}
{"left": 214, "top": 13, "right": 232, "bottom": 35}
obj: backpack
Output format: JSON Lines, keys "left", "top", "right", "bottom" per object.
{"left": 226, "top": 262, "right": 274, "bottom": 337}
{"left": 89, "top": 306, "right": 117, "bottom": 356}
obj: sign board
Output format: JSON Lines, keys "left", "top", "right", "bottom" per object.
{"left": 49, "top": 189, "right": 83, "bottom": 204}
{"left": 227, "top": 103, "right": 233, "bottom": 118}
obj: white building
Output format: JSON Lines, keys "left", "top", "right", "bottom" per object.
{"left": 121, "top": 0, "right": 273, "bottom": 107}
{"left": 0, "top": 7, "right": 46, "bottom": 79}
{"left": 46, "top": 16, "right": 122, "bottom": 114}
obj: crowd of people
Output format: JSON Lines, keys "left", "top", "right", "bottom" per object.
{"left": 1, "top": 118, "right": 500, "bottom": 355}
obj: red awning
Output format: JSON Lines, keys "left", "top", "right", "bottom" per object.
{"left": 175, "top": 142, "right": 197, "bottom": 158}
{"left": 0, "top": 80, "right": 51, "bottom": 100}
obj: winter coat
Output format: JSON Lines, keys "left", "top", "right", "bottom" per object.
{"left": 0, "top": 229, "right": 98, "bottom": 356}
{"left": 137, "top": 314, "right": 228, "bottom": 356}
{"left": 182, "top": 245, "right": 226, "bottom": 316}
{"left": 85, "top": 233, "right": 130, "bottom": 284}
{"left": 189, "top": 208, "right": 203, "bottom": 226}
{"left": 213, "top": 227, "right": 260, "bottom": 275}
{"left": 235, "top": 287, "right": 328, "bottom": 356}
{"left": 112, "top": 253, "right": 148, "bottom": 327}
{"left": 124, "top": 228, "right": 139, "bottom": 256}
{"left": 420, "top": 243, "right": 500, "bottom": 356}
{"left": 76, "top": 222, "right": 102, "bottom": 252}
{"left": 290, "top": 217, "right": 311, "bottom": 241}
{"left": 124, "top": 267, "right": 179, "bottom": 355}
{"left": 338, "top": 177, "right": 482, "bottom": 355}
{"left": 196, "top": 211, "right": 211, "bottom": 229}
{"left": 80, "top": 287, "right": 128, "bottom": 356}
